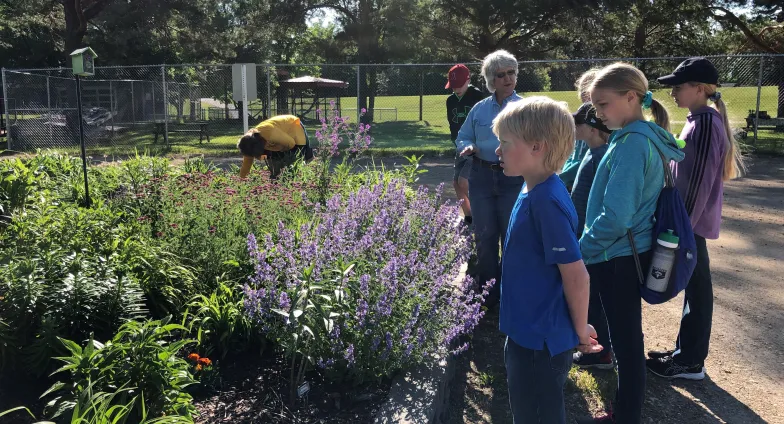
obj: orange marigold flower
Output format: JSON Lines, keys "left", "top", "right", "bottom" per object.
{"left": 196, "top": 364, "right": 202, "bottom": 371}
{"left": 187, "top": 353, "right": 200, "bottom": 362}
{"left": 198, "top": 357, "right": 212, "bottom": 366}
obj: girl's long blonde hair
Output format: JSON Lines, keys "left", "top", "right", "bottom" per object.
{"left": 576, "top": 68, "right": 601, "bottom": 102}
{"left": 691, "top": 83, "right": 746, "bottom": 180}
{"left": 590, "top": 63, "right": 671, "bottom": 133}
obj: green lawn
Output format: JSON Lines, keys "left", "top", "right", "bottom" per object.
{"left": 6, "top": 86, "right": 782, "bottom": 157}
{"left": 340, "top": 85, "right": 777, "bottom": 125}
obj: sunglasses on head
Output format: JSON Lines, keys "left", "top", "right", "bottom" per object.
{"left": 495, "top": 69, "right": 517, "bottom": 79}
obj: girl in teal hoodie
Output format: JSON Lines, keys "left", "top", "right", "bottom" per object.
{"left": 575, "top": 63, "right": 685, "bottom": 424}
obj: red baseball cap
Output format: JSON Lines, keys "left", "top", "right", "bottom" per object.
{"left": 445, "top": 64, "right": 470, "bottom": 89}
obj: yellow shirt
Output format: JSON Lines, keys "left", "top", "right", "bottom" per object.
{"left": 239, "top": 115, "right": 307, "bottom": 178}
{"left": 253, "top": 115, "right": 307, "bottom": 152}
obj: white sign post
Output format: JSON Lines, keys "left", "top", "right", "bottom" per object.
{"left": 232, "top": 63, "right": 257, "bottom": 133}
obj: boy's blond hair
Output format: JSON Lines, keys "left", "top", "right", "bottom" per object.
{"left": 492, "top": 96, "right": 575, "bottom": 173}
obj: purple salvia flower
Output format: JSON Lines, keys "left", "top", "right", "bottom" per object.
{"left": 404, "top": 343, "right": 414, "bottom": 357}
{"left": 278, "top": 292, "right": 290, "bottom": 310}
{"left": 356, "top": 299, "right": 368, "bottom": 326}
{"left": 359, "top": 274, "right": 370, "bottom": 295}
{"left": 331, "top": 325, "right": 341, "bottom": 340}
{"left": 417, "top": 327, "right": 425, "bottom": 346}
{"left": 345, "top": 344, "right": 355, "bottom": 367}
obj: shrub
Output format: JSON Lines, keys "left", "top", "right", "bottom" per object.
{"left": 244, "top": 179, "right": 491, "bottom": 393}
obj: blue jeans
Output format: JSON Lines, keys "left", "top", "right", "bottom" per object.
{"left": 468, "top": 161, "right": 524, "bottom": 302}
{"left": 505, "top": 338, "right": 572, "bottom": 424}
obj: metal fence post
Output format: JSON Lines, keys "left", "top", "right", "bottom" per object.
{"left": 419, "top": 68, "right": 423, "bottom": 121}
{"left": 149, "top": 80, "right": 154, "bottom": 122}
{"left": 2, "top": 68, "right": 11, "bottom": 149}
{"left": 266, "top": 65, "right": 272, "bottom": 118}
{"left": 753, "top": 56, "right": 764, "bottom": 146}
{"left": 162, "top": 65, "right": 168, "bottom": 143}
{"left": 47, "top": 72, "right": 53, "bottom": 146}
{"left": 356, "top": 65, "right": 361, "bottom": 124}
{"left": 131, "top": 81, "right": 136, "bottom": 124}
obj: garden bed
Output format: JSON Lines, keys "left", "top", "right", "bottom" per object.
{"left": 0, "top": 105, "right": 487, "bottom": 423}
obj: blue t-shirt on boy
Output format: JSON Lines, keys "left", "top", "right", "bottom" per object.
{"left": 500, "top": 174, "right": 582, "bottom": 356}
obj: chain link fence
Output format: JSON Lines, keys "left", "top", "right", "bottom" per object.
{"left": 2, "top": 55, "right": 782, "bottom": 156}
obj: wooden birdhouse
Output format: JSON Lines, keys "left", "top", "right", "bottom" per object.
{"left": 70, "top": 47, "right": 97, "bottom": 77}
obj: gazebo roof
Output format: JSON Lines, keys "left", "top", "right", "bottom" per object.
{"left": 279, "top": 76, "right": 349, "bottom": 90}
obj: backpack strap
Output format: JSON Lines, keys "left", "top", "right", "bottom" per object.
{"left": 648, "top": 140, "right": 675, "bottom": 188}
{"left": 628, "top": 230, "right": 645, "bottom": 285}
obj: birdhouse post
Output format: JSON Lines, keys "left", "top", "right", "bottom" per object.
{"left": 70, "top": 47, "right": 97, "bottom": 207}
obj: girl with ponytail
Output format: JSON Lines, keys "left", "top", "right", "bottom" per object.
{"left": 576, "top": 62, "right": 687, "bottom": 424}
{"left": 646, "top": 57, "right": 745, "bottom": 382}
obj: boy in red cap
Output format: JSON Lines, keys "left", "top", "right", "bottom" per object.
{"left": 446, "top": 64, "right": 485, "bottom": 225}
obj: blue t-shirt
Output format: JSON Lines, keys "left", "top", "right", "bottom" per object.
{"left": 500, "top": 174, "right": 582, "bottom": 356}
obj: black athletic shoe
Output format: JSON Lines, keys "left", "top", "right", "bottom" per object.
{"left": 647, "top": 348, "right": 676, "bottom": 360}
{"left": 575, "top": 411, "right": 615, "bottom": 423}
{"left": 646, "top": 356, "right": 705, "bottom": 380}
{"left": 573, "top": 351, "right": 616, "bottom": 370}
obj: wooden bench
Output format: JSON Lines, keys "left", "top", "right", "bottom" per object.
{"left": 153, "top": 121, "right": 211, "bottom": 144}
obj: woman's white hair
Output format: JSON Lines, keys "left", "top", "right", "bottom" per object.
{"left": 481, "top": 50, "right": 519, "bottom": 93}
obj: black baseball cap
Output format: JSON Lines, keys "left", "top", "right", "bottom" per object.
{"left": 657, "top": 57, "right": 720, "bottom": 86}
{"left": 573, "top": 103, "right": 611, "bottom": 134}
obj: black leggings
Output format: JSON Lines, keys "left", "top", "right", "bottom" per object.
{"left": 586, "top": 251, "right": 652, "bottom": 424}
{"left": 265, "top": 146, "right": 307, "bottom": 178}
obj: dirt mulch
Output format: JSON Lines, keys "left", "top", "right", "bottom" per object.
{"left": 192, "top": 351, "right": 390, "bottom": 424}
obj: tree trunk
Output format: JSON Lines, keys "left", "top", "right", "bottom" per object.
{"left": 62, "top": 1, "right": 85, "bottom": 58}
{"left": 62, "top": 0, "right": 87, "bottom": 142}
{"left": 358, "top": 66, "right": 370, "bottom": 124}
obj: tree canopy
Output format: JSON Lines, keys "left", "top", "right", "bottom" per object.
{"left": 0, "top": 0, "right": 781, "bottom": 69}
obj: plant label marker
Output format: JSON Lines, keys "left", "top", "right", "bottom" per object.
{"left": 297, "top": 381, "right": 310, "bottom": 398}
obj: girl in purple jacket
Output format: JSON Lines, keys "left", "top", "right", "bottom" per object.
{"left": 647, "top": 57, "right": 745, "bottom": 380}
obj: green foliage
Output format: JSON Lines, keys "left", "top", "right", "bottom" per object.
{"left": 0, "top": 247, "right": 147, "bottom": 375}
{"left": 0, "top": 154, "right": 200, "bottom": 374}
{"left": 127, "top": 168, "right": 310, "bottom": 287}
{"left": 184, "top": 281, "right": 254, "bottom": 360}
{"left": 272, "top": 264, "right": 358, "bottom": 405}
{"left": 44, "top": 318, "right": 197, "bottom": 422}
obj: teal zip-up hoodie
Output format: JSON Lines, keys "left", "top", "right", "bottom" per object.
{"left": 580, "top": 120, "right": 685, "bottom": 265}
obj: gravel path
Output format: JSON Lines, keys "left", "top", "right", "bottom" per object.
{"left": 405, "top": 155, "right": 783, "bottom": 424}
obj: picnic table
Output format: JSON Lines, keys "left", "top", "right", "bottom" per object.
{"left": 153, "top": 121, "right": 211, "bottom": 144}
{"left": 744, "top": 110, "right": 784, "bottom": 138}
